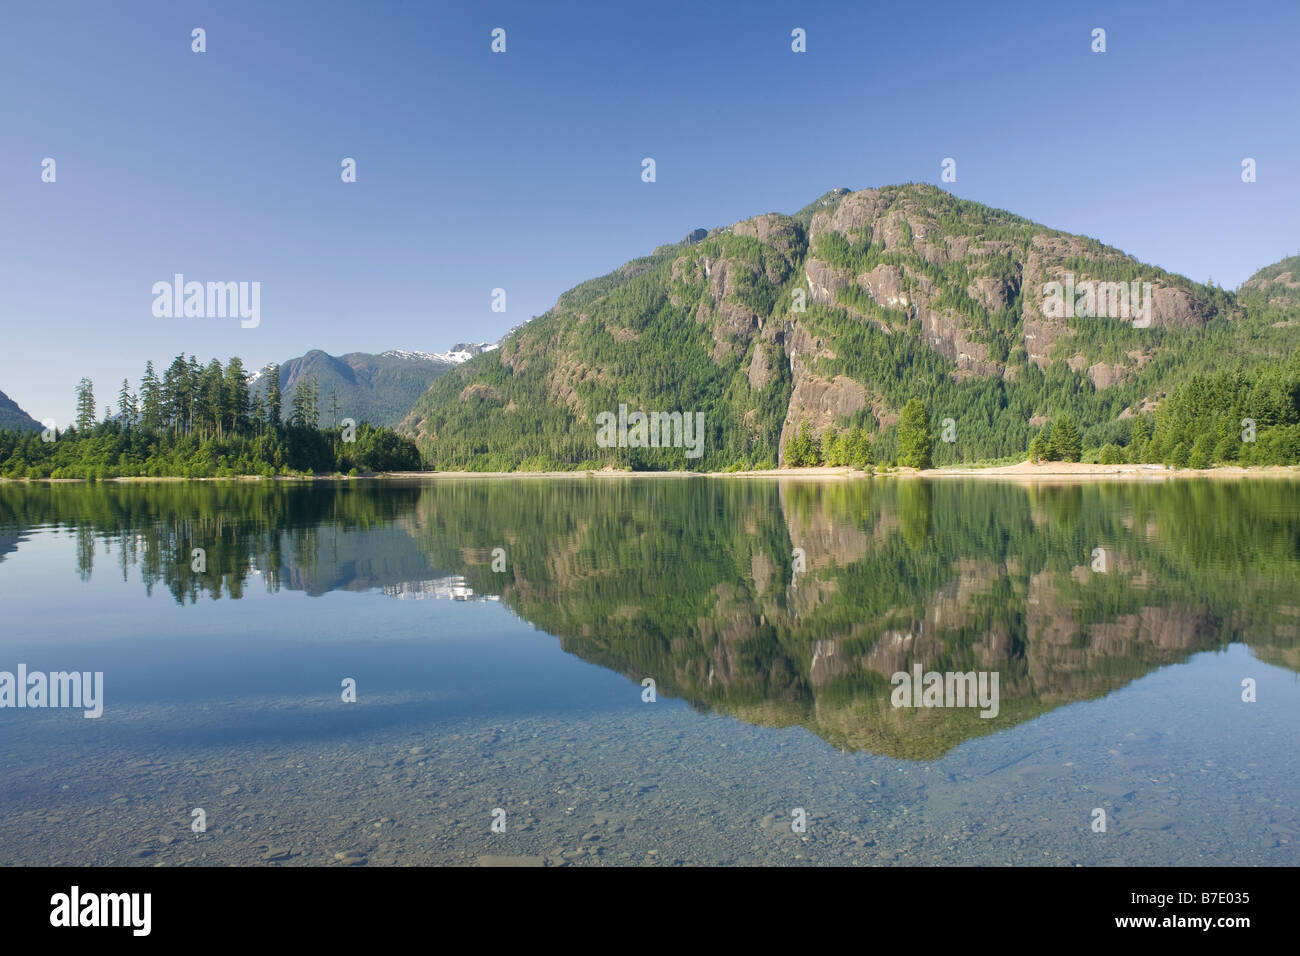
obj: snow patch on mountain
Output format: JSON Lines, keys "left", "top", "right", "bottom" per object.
{"left": 245, "top": 342, "right": 500, "bottom": 384}
{"left": 382, "top": 343, "right": 498, "bottom": 365}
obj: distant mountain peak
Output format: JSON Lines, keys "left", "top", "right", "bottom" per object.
{"left": 382, "top": 343, "right": 499, "bottom": 365}
{"left": 0, "top": 389, "right": 41, "bottom": 432}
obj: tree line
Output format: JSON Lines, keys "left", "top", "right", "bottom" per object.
{"left": 781, "top": 345, "right": 1300, "bottom": 470}
{"left": 74, "top": 355, "right": 329, "bottom": 435}
{"left": 1, "top": 355, "right": 420, "bottom": 479}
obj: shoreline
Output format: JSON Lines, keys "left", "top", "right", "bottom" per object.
{"left": 4, "top": 462, "right": 1300, "bottom": 483}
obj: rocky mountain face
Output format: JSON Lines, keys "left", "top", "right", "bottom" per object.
{"left": 400, "top": 184, "right": 1292, "bottom": 469}
{"left": 0, "top": 389, "right": 41, "bottom": 432}
{"left": 1239, "top": 255, "right": 1300, "bottom": 314}
{"left": 793, "top": 186, "right": 1214, "bottom": 398}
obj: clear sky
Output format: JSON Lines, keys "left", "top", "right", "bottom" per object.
{"left": 3, "top": 0, "right": 1298, "bottom": 425}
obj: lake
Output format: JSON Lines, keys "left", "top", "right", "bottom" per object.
{"left": 0, "top": 477, "right": 1296, "bottom": 866}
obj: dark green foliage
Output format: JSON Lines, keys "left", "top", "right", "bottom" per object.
{"left": 784, "top": 423, "right": 820, "bottom": 466}
{"left": 1138, "top": 353, "right": 1300, "bottom": 466}
{"left": 1022, "top": 350, "right": 1300, "bottom": 467}
{"left": 399, "top": 184, "right": 1300, "bottom": 471}
{"left": 897, "top": 399, "right": 932, "bottom": 469}
{"left": 264, "top": 365, "right": 282, "bottom": 426}
{"left": 75, "top": 378, "right": 96, "bottom": 432}
{"left": 0, "top": 357, "right": 420, "bottom": 478}
{"left": 1048, "top": 413, "right": 1082, "bottom": 462}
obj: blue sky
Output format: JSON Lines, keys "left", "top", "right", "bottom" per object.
{"left": 3, "top": 0, "right": 1298, "bottom": 425}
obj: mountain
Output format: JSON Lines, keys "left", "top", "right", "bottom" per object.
{"left": 1239, "top": 255, "right": 1300, "bottom": 314}
{"left": 0, "top": 390, "right": 41, "bottom": 432}
{"left": 381, "top": 344, "right": 499, "bottom": 365}
{"left": 399, "top": 183, "right": 1300, "bottom": 470}
{"left": 248, "top": 348, "right": 491, "bottom": 428}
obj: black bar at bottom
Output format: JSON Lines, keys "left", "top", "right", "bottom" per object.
{"left": 0, "top": 865, "right": 1279, "bottom": 943}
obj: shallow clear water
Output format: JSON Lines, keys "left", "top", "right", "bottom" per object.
{"left": 0, "top": 478, "right": 1296, "bottom": 866}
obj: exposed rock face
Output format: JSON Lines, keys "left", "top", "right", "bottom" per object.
{"left": 860, "top": 264, "right": 910, "bottom": 310}
{"left": 691, "top": 256, "right": 764, "bottom": 361}
{"left": 805, "top": 258, "right": 850, "bottom": 305}
{"left": 968, "top": 275, "right": 1018, "bottom": 311}
{"left": 1240, "top": 256, "right": 1300, "bottom": 310}
{"left": 459, "top": 383, "right": 501, "bottom": 402}
{"left": 780, "top": 316, "right": 871, "bottom": 458}
{"left": 917, "top": 307, "right": 999, "bottom": 379}
{"left": 1087, "top": 362, "right": 1131, "bottom": 390}
{"left": 402, "top": 182, "right": 1241, "bottom": 468}
{"left": 747, "top": 343, "right": 778, "bottom": 391}
{"left": 732, "top": 213, "right": 804, "bottom": 258}
{"left": 1149, "top": 287, "right": 1205, "bottom": 328}
{"left": 768, "top": 185, "right": 1225, "bottom": 452}
{"left": 798, "top": 188, "right": 1210, "bottom": 389}
{"left": 784, "top": 373, "right": 869, "bottom": 429}
{"left": 809, "top": 189, "right": 887, "bottom": 239}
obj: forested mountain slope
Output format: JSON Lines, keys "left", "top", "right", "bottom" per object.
{"left": 400, "top": 184, "right": 1300, "bottom": 470}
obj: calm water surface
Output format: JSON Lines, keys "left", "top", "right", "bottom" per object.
{"left": 0, "top": 478, "right": 1296, "bottom": 866}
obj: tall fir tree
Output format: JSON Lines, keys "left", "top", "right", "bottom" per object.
{"left": 290, "top": 376, "right": 319, "bottom": 428}
{"left": 1050, "top": 413, "right": 1082, "bottom": 462}
{"left": 896, "top": 398, "right": 932, "bottom": 469}
{"left": 265, "top": 365, "right": 282, "bottom": 426}
{"left": 117, "top": 379, "right": 137, "bottom": 426}
{"left": 74, "top": 378, "right": 96, "bottom": 432}
{"left": 223, "top": 358, "right": 250, "bottom": 436}
{"left": 162, "top": 355, "right": 190, "bottom": 435}
{"left": 139, "top": 360, "right": 161, "bottom": 430}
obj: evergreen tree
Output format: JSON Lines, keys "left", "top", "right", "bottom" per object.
{"left": 784, "top": 423, "right": 819, "bottom": 466}
{"left": 75, "top": 378, "right": 96, "bottom": 432}
{"left": 897, "top": 399, "right": 932, "bottom": 469}
{"left": 162, "top": 355, "right": 190, "bottom": 435}
{"left": 1041, "top": 422, "right": 1061, "bottom": 461}
{"left": 822, "top": 428, "right": 840, "bottom": 466}
{"left": 186, "top": 356, "right": 202, "bottom": 433}
{"left": 265, "top": 366, "right": 282, "bottom": 426}
{"left": 1050, "top": 414, "right": 1082, "bottom": 462}
{"left": 223, "top": 357, "right": 250, "bottom": 436}
{"left": 290, "top": 376, "right": 319, "bottom": 428}
{"left": 196, "top": 359, "right": 224, "bottom": 438}
{"left": 140, "top": 361, "right": 161, "bottom": 430}
{"left": 250, "top": 389, "right": 266, "bottom": 432}
{"left": 1129, "top": 416, "right": 1151, "bottom": 462}
{"left": 328, "top": 387, "right": 341, "bottom": 428}
{"left": 846, "top": 426, "right": 872, "bottom": 468}
{"left": 117, "top": 379, "right": 137, "bottom": 427}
